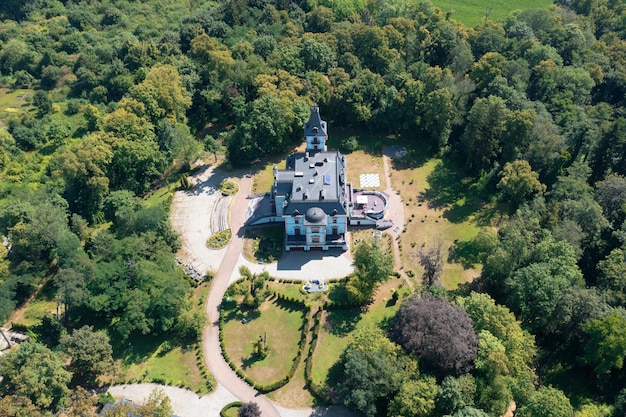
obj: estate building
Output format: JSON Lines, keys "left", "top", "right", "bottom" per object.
{"left": 246, "top": 106, "right": 389, "bottom": 251}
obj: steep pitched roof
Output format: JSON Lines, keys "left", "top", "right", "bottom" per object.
{"left": 304, "top": 106, "right": 327, "bottom": 137}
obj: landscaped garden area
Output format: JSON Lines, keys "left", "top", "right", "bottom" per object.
{"left": 219, "top": 267, "right": 412, "bottom": 408}
{"left": 243, "top": 225, "right": 284, "bottom": 263}
{"left": 223, "top": 130, "right": 494, "bottom": 406}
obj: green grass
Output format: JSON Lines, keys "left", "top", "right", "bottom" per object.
{"left": 0, "top": 88, "right": 34, "bottom": 124}
{"left": 222, "top": 299, "right": 305, "bottom": 385}
{"left": 311, "top": 278, "right": 406, "bottom": 386}
{"left": 144, "top": 183, "right": 176, "bottom": 208}
{"left": 252, "top": 159, "right": 286, "bottom": 194}
{"left": 222, "top": 406, "right": 240, "bottom": 417}
{"left": 21, "top": 300, "right": 56, "bottom": 327}
{"left": 391, "top": 154, "right": 485, "bottom": 289}
{"left": 124, "top": 344, "right": 211, "bottom": 394}
{"left": 431, "top": 0, "right": 553, "bottom": 27}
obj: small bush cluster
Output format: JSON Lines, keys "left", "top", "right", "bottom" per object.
{"left": 219, "top": 180, "right": 239, "bottom": 195}
{"left": 207, "top": 229, "right": 231, "bottom": 249}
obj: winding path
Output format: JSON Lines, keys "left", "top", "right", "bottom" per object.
{"left": 112, "top": 163, "right": 359, "bottom": 416}
{"left": 201, "top": 174, "right": 283, "bottom": 417}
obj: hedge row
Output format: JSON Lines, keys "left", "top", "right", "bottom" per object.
{"left": 327, "top": 277, "right": 349, "bottom": 284}
{"left": 194, "top": 342, "right": 214, "bottom": 392}
{"left": 220, "top": 401, "right": 244, "bottom": 417}
{"left": 304, "top": 309, "right": 333, "bottom": 404}
{"left": 323, "top": 299, "right": 362, "bottom": 310}
{"left": 218, "top": 297, "right": 312, "bottom": 393}
{"left": 272, "top": 291, "right": 307, "bottom": 307}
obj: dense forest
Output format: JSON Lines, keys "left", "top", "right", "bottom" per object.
{"left": 1, "top": 0, "right": 626, "bottom": 415}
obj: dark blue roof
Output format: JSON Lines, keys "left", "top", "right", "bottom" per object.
{"left": 304, "top": 106, "right": 327, "bottom": 137}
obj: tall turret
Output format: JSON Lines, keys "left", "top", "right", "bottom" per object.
{"left": 304, "top": 106, "right": 328, "bottom": 153}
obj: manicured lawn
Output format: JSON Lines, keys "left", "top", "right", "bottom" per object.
{"left": 390, "top": 155, "right": 484, "bottom": 289}
{"left": 345, "top": 150, "right": 385, "bottom": 191}
{"left": 431, "top": 0, "right": 553, "bottom": 27}
{"left": 124, "top": 345, "right": 210, "bottom": 394}
{"left": 252, "top": 159, "right": 286, "bottom": 194}
{"left": 267, "top": 282, "right": 310, "bottom": 303}
{"left": 267, "top": 351, "right": 317, "bottom": 407}
{"left": 222, "top": 406, "right": 240, "bottom": 417}
{"left": 222, "top": 299, "right": 305, "bottom": 385}
{"left": 311, "top": 277, "right": 406, "bottom": 386}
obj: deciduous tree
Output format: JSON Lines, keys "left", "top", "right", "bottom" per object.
{"left": 238, "top": 402, "right": 261, "bottom": 417}
{"left": 582, "top": 310, "right": 626, "bottom": 374}
{"left": 497, "top": 160, "right": 545, "bottom": 208}
{"left": 61, "top": 325, "right": 114, "bottom": 386}
{"left": 389, "top": 294, "right": 478, "bottom": 377}
{"left": 0, "top": 341, "right": 71, "bottom": 409}
{"left": 346, "top": 237, "right": 393, "bottom": 303}
{"left": 516, "top": 386, "right": 573, "bottom": 417}
{"left": 337, "top": 327, "right": 416, "bottom": 417}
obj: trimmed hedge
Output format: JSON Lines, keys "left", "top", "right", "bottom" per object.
{"left": 219, "top": 296, "right": 311, "bottom": 393}
{"left": 304, "top": 309, "right": 333, "bottom": 404}
{"left": 194, "top": 342, "right": 214, "bottom": 392}
{"left": 220, "top": 401, "right": 244, "bottom": 417}
{"left": 272, "top": 291, "right": 307, "bottom": 307}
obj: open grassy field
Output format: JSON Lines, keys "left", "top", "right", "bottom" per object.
{"left": 390, "top": 155, "right": 485, "bottom": 289}
{"left": 0, "top": 88, "right": 34, "bottom": 125}
{"left": 432, "top": 0, "right": 553, "bottom": 27}
{"left": 123, "top": 344, "right": 210, "bottom": 393}
{"left": 222, "top": 299, "right": 305, "bottom": 385}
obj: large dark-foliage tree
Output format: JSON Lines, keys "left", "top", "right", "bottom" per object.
{"left": 389, "top": 294, "right": 478, "bottom": 377}
{"left": 238, "top": 402, "right": 261, "bottom": 417}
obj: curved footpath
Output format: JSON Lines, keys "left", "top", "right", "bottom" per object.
{"left": 202, "top": 173, "right": 283, "bottom": 417}
{"left": 110, "top": 163, "right": 358, "bottom": 417}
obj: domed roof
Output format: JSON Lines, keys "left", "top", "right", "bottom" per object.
{"left": 305, "top": 207, "right": 326, "bottom": 223}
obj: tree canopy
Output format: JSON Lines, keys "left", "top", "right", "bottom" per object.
{"left": 389, "top": 294, "right": 478, "bottom": 377}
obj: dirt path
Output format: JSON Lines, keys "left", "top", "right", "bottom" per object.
{"left": 382, "top": 154, "right": 408, "bottom": 284}
{"left": 116, "top": 161, "right": 360, "bottom": 416}
{"left": 201, "top": 174, "right": 283, "bottom": 417}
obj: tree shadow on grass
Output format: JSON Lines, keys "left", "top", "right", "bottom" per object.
{"left": 448, "top": 240, "right": 481, "bottom": 269}
{"left": 112, "top": 332, "right": 168, "bottom": 365}
{"left": 241, "top": 350, "right": 265, "bottom": 371}
{"left": 419, "top": 160, "right": 485, "bottom": 223}
{"left": 324, "top": 309, "right": 362, "bottom": 337}
{"left": 388, "top": 147, "right": 430, "bottom": 170}
{"left": 222, "top": 305, "right": 261, "bottom": 324}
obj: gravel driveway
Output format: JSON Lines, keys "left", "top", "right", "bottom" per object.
{"left": 108, "top": 162, "right": 361, "bottom": 417}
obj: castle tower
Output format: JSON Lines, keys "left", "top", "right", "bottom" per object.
{"left": 304, "top": 106, "right": 328, "bottom": 153}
